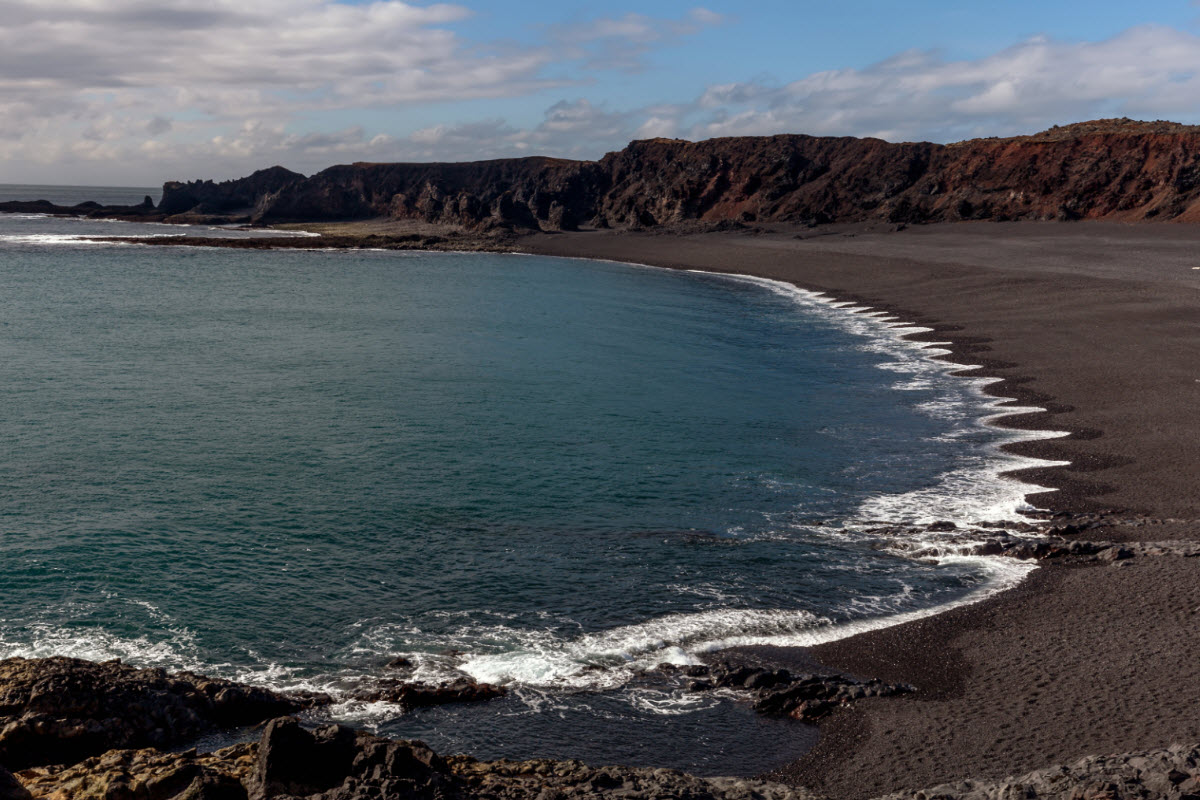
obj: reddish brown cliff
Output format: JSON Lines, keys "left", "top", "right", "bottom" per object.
{"left": 148, "top": 118, "right": 1200, "bottom": 230}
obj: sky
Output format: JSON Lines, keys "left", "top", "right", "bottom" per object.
{"left": 5, "top": 0, "right": 1200, "bottom": 185}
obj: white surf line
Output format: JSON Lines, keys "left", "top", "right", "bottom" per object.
{"left": 709, "top": 273, "right": 1072, "bottom": 519}
{"left": 317, "top": 252, "right": 1073, "bottom": 701}
{"left": 513, "top": 252, "right": 1072, "bottom": 527}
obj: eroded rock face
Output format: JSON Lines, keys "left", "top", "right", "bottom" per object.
{"left": 10, "top": 712, "right": 1200, "bottom": 800}
{"left": 15, "top": 744, "right": 255, "bottom": 800}
{"left": 0, "top": 657, "right": 328, "bottom": 770}
{"left": 143, "top": 117, "right": 1200, "bottom": 231}
{"left": 157, "top": 167, "right": 305, "bottom": 217}
{"left": 450, "top": 756, "right": 820, "bottom": 800}
{"left": 14, "top": 118, "right": 1200, "bottom": 232}
{"left": 245, "top": 718, "right": 454, "bottom": 800}
{"left": 249, "top": 157, "right": 602, "bottom": 231}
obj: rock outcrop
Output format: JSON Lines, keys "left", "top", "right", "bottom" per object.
{"left": 245, "top": 157, "right": 599, "bottom": 231}
{"left": 15, "top": 744, "right": 255, "bottom": 800}
{"left": 157, "top": 167, "right": 304, "bottom": 217}
{"left": 11, "top": 716, "right": 1200, "bottom": 800}
{"left": 663, "top": 662, "right": 914, "bottom": 723}
{"left": 152, "top": 117, "right": 1200, "bottom": 231}
{"left": 0, "top": 657, "right": 328, "bottom": 770}
{"left": 349, "top": 678, "right": 506, "bottom": 709}
{"left": 10, "top": 717, "right": 822, "bottom": 800}
{"left": 12, "top": 118, "right": 1200, "bottom": 232}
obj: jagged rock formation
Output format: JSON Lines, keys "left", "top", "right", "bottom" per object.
{"left": 9, "top": 118, "right": 1200, "bottom": 231}
{"left": 142, "top": 118, "right": 1200, "bottom": 231}
{"left": 3, "top": 657, "right": 1200, "bottom": 800}
{"left": 247, "top": 158, "right": 598, "bottom": 231}
{"left": 11, "top": 717, "right": 822, "bottom": 800}
{"left": 10, "top": 717, "right": 1200, "bottom": 800}
{"left": 0, "top": 657, "right": 327, "bottom": 771}
{"left": 157, "top": 167, "right": 305, "bottom": 217}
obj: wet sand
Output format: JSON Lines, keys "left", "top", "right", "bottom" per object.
{"left": 518, "top": 222, "right": 1200, "bottom": 798}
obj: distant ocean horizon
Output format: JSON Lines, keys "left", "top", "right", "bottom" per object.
{"left": 0, "top": 182, "right": 160, "bottom": 207}
{"left": 0, "top": 188, "right": 1053, "bottom": 775}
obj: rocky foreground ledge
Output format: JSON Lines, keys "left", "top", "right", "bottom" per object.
{"left": 0, "top": 657, "right": 329, "bottom": 771}
{"left": 6, "top": 713, "right": 1200, "bottom": 800}
{"left": 2, "top": 657, "right": 1200, "bottom": 800}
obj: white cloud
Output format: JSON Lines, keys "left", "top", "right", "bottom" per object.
{"left": 684, "top": 25, "right": 1200, "bottom": 143}
{"left": 7, "top": 13, "right": 1200, "bottom": 185}
{"left": 545, "top": 7, "right": 723, "bottom": 72}
{"left": 0, "top": 1, "right": 725, "bottom": 181}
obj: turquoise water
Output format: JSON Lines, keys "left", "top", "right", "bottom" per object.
{"left": 0, "top": 207, "right": 1041, "bottom": 774}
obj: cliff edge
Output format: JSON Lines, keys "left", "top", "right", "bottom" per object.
{"left": 146, "top": 117, "right": 1200, "bottom": 230}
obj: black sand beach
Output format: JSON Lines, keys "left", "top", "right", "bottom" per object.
{"left": 6, "top": 217, "right": 1199, "bottom": 799}
{"left": 518, "top": 221, "right": 1200, "bottom": 797}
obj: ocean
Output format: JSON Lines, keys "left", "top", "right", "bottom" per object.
{"left": 0, "top": 187, "right": 1053, "bottom": 775}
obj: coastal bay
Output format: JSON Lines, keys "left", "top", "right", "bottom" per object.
{"left": 519, "top": 221, "right": 1200, "bottom": 796}
{"left": 3, "top": 199, "right": 1200, "bottom": 798}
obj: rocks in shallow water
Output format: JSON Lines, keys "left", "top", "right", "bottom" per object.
{"left": 350, "top": 677, "right": 505, "bottom": 708}
{"left": 0, "top": 657, "right": 329, "bottom": 770}
{"left": 677, "top": 662, "right": 914, "bottom": 723}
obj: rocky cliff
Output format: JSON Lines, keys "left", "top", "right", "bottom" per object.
{"left": 6, "top": 117, "right": 1195, "bottom": 230}
{"left": 249, "top": 157, "right": 599, "bottom": 230}
{"left": 145, "top": 118, "right": 1200, "bottom": 231}
{"left": 157, "top": 167, "right": 305, "bottom": 216}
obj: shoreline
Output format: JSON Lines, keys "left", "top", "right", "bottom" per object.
{"left": 515, "top": 222, "right": 1200, "bottom": 798}
{"left": 4, "top": 215, "right": 1200, "bottom": 797}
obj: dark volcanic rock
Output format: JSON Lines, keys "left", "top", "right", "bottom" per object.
{"left": 16, "top": 743, "right": 256, "bottom": 800}
{"left": 12, "top": 717, "right": 822, "bottom": 800}
{"left": 13, "top": 720, "right": 1200, "bottom": 800}
{"left": 877, "top": 743, "right": 1200, "bottom": 800}
{"left": 450, "top": 756, "right": 821, "bottom": 799}
{"left": 680, "top": 662, "right": 914, "bottom": 723}
{"left": 0, "top": 657, "right": 328, "bottom": 770}
{"left": 0, "top": 199, "right": 163, "bottom": 220}
{"left": 250, "top": 157, "right": 600, "bottom": 231}
{"left": 246, "top": 717, "right": 453, "bottom": 800}
{"left": 246, "top": 717, "right": 820, "bottom": 800}
{"left": 20, "top": 117, "right": 1200, "bottom": 232}
{"left": 0, "top": 765, "right": 31, "bottom": 800}
{"left": 350, "top": 677, "right": 505, "bottom": 708}
{"left": 157, "top": 117, "right": 1200, "bottom": 231}
{"left": 158, "top": 166, "right": 304, "bottom": 217}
